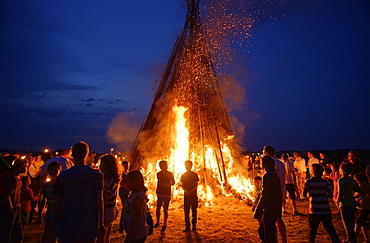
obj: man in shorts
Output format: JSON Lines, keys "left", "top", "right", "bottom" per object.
{"left": 281, "top": 153, "right": 298, "bottom": 215}
{"left": 154, "top": 160, "right": 175, "bottom": 232}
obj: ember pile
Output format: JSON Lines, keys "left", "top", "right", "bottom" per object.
{"left": 129, "top": 0, "right": 255, "bottom": 205}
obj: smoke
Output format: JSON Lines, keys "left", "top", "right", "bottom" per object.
{"left": 106, "top": 112, "right": 143, "bottom": 152}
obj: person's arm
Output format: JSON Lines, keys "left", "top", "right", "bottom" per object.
{"left": 98, "top": 188, "right": 106, "bottom": 234}
{"left": 185, "top": 182, "right": 198, "bottom": 196}
{"left": 2, "top": 177, "right": 15, "bottom": 212}
{"left": 336, "top": 178, "right": 343, "bottom": 203}
{"left": 327, "top": 181, "right": 333, "bottom": 196}
{"left": 124, "top": 196, "right": 145, "bottom": 243}
{"left": 38, "top": 184, "right": 46, "bottom": 225}
{"left": 303, "top": 181, "right": 309, "bottom": 198}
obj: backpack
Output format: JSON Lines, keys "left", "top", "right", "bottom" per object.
{"left": 147, "top": 209, "right": 154, "bottom": 236}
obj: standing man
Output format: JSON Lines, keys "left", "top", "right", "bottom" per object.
{"left": 303, "top": 164, "right": 340, "bottom": 243}
{"left": 263, "top": 146, "right": 287, "bottom": 243}
{"left": 154, "top": 160, "right": 175, "bottom": 232}
{"left": 307, "top": 151, "right": 319, "bottom": 178}
{"left": 254, "top": 156, "right": 282, "bottom": 243}
{"left": 181, "top": 160, "right": 199, "bottom": 232}
{"left": 293, "top": 152, "right": 306, "bottom": 199}
{"left": 46, "top": 141, "right": 104, "bottom": 243}
{"left": 281, "top": 153, "right": 298, "bottom": 215}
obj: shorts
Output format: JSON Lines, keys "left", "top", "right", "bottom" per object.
{"left": 21, "top": 211, "right": 30, "bottom": 225}
{"left": 286, "top": 184, "right": 297, "bottom": 200}
{"left": 355, "top": 209, "right": 370, "bottom": 226}
{"left": 157, "top": 194, "right": 171, "bottom": 210}
{"left": 104, "top": 206, "right": 118, "bottom": 226}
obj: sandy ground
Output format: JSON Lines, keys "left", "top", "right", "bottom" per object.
{"left": 24, "top": 196, "right": 364, "bottom": 243}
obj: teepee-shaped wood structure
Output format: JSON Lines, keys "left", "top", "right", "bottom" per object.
{"left": 129, "top": 0, "right": 251, "bottom": 201}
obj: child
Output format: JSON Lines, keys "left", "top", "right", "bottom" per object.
{"left": 39, "top": 161, "right": 61, "bottom": 243}
{"left": 181, "top": 160, "right": 199, "bottom": 232}
{"left": 154, "top": 160, "right": 175, "bottom": 232}
{"left": 337, "top": 163, "right": 363, "bottom": 243}
{"left": 254, "top": 156, "right": 282, "bottom": 243}
{"left": 20, "top": 175, "right": 40, "bottom": 230}
{"left": 303, "top": 164, "right": 340, "bottom": 243}
{"left": 353, "top": 173, "right": 370, "bottom": 242}
{"left": 251, "top": 176, "right": 262, "bottom": 213}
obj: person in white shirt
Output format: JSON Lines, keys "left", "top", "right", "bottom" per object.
{"left": 307, "top": 151, "right": 319, "bottom": 178}
{"left": 280, "top": 153, "right": 298, "bottom": 215}
{"left": 40, "top": 149, "right": 74, "bottom": 186}
{"left": 293, "top": 152, "right": 306, "bottom": 199}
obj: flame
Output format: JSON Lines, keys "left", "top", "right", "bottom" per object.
{"left": 141, "top": 104, "right": 254, "bottom": 206}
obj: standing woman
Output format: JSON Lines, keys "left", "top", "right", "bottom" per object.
{"left": 329, "top": 162, "right": 340, "bottom": 213}
{"left": 98, "top": 154, "right": 120, "bottom": 243}
{"left": 124, "top": 170, "right": 149, "bottom": 243}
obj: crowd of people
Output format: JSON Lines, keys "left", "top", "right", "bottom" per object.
{"left": 0, "top": 143, "right": 368, "bottom": 243}
{"left": 0, "top": 142, "right": 200, "bottom": 243}
{"left": 252, "top": 146, "right": 370, "bottom": 243}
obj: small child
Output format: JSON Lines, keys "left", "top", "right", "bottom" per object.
{"left": 251, "top": 176, "right": 262, "bottom": 214}
{"left": 337, "top": 163, "right": 363, "bottom": 243}
{"left": 154, "top": 160, "right": 175, "bottom": 232}
{"left": 181, "top": 160, "right": 199, "bottom": 232}
{"left": 303, "top": 164, "right": 340, "bottom": 243}
{"left": 353, "top": 173, "right": 370, "bottom": 242}
{"left": 39, "top": 161, "right": 61, "bottom": 243}
{"left": 20, "top": 175, "right": 40, "bottom": 230}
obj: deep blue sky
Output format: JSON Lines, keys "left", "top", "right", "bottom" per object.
{"left": 1, "top": 0, "right": 369, "bottom": 153}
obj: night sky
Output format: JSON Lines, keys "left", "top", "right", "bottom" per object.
{"left": 1, "top": 0, "right": 369, "bottom": 153}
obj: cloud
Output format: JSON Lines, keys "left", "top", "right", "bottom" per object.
{"left": 81, "top": 98, "right": 96, "bottom": 102}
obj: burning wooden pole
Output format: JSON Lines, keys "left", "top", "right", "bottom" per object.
{"left": 129, "top": 0, "right": 254, "bottom": 203}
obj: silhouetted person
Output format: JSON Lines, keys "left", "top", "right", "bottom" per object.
{"left": 98, "top": 154, "right": 120, "bottom": 243}
{"left": 154, "top": 160, "right": 175, "bottom": 232}
{"left": 353, "top": 173, "right": 370, "bottom": 242}
{"left": 337, "top": 163, "right": 363, "bottom": 243}
{"left": 254, "top": 156, "right": 282, "bottom": 243}
{"left": 119, "top": 161, "right": 130, "bottom": 234}
{"left": 46, "top": 141, "right": 104, "bottom": 243}
{"left": 39, "top": 161, "right": 61, "bottom": 243}
{"left": 0, "top": 158, "right": 29, "bottom": 243}
{"left": 181, "top": 160, "right": 199, "bottom": 232}
{"left": 303, "top": 164, "right": 340, "bottom": 243}
{"left": 263, "top": 146, "right": 287, "bottom": 243}
{"left": 123, "top": 170, "right": 149, "bottom": 242}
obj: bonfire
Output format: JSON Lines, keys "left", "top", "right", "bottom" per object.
{"left": 129, "top": 0, "right": 255, "bottom": 205}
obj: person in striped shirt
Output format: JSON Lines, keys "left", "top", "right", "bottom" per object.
{"left": 303, "top": 164, "right": 340, "bottom": 243}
